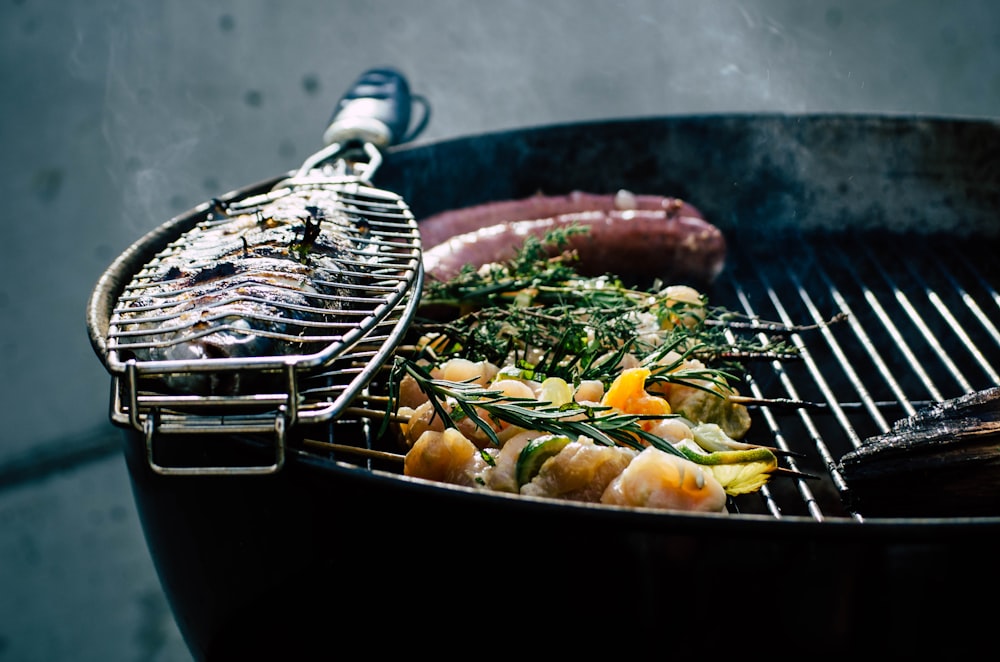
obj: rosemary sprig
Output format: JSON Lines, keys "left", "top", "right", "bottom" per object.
{"left": 415, "top": 228, "right": 800, "bottom": 379}
{"left": 289, "top": 206, "right": 323, "bottom": 262}
{"left": 386, "top": 357, "right": 686, "bottom": 458}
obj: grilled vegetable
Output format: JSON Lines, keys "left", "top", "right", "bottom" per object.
{"left": 674, "top": 441, "right": 778, "bottom": 495}
{"left": 516, "top": 434, "right": 572, "bottom": 487}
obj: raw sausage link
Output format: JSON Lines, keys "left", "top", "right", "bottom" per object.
{"left": 420, "top": 194, "right": 726, "bottom": 285}
{"left": 418, "top": 191, "right": 704, "bottom": 249}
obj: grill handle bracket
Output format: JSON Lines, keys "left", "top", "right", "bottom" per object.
{"left": 142, "top": 408, "right": 288, "bottom": 477}
{"left": 120, "top": 360, "right": 292, "bottom": 476}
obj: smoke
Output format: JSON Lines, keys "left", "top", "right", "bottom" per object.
{"left": 99, "top": 2, "right": 225, "bottom": 233}
{"left": 649, "top": 3, "right": 846, "bottom": 112}
{"left": 89, "top": 0, "right": 1000, "bottom": 239}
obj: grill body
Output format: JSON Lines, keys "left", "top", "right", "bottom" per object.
{"left": 122, "top": 437, "right": 997, "bottom": 658}
{"left": 97, "top": 114, "right": 1000, "bottom": 656}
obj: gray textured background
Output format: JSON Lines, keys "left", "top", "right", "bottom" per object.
{"left": 1, "top": 1, "right": 998, "bottom": 660}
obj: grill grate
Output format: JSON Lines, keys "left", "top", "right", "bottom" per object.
{"left": 714, "top": 228, "right": 1000, "bottom": 520}
{"left": 321, "top": 226, "right": 1000, "bottom": 521}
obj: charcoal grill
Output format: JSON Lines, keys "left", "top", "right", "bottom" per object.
{"left": 88, "top": 101, "right": 1000, "bottom": 657}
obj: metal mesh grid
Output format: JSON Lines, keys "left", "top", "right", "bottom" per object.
{"left": 107, "top": 183, "right": 420, "bottom": 373}
{"left": 102, "top": 180, "right": 423, "bottom": 473}
{"left": 714, "top": 228, "right": 1000, "bottom": 520}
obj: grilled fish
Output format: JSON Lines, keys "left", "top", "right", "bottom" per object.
{"left": 114, "top": 188, "right": 373, "bottom": 395}
{"left": 837, "top": 387, "right": 1000, "bottom": 517}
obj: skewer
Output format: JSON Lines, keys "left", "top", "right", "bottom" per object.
{"left": 393, "top": 344, "right": 427, "bottom": 355}
{"left": 302, "top": 438, "right": 405, "bottom": 464}
{"left": 351, "top": 394, "right": 391, "bottom": 404}
{"left": 772, "top": 467, "right": 818, "bottom": 480}
{"left": 363, "top": 360, "right": 926, "bottom": 413}
{"left": 357, "top": 359, "right": 919, "bottom": 414}
{"left": 303, "top": 437, "right": 813, "bottom": 482}
{"left": 345, "top": 397, "right": 808, "bottom": 457}
{"left": 728, "top": 395, "right": 938, "bottom": 410}
{"left": 727, "top": 395, "right": 825, "bottom": 409}
{"left": 355, "top": 377, "right": 832, "bottom": 413}
{"left": 345, "top": 395, "right": 810, "bottom": 461}
{"left": 749, "top": 445, "right": 805, "bottom": 458}
{"left": 342, "top": 406, "right": 407, "bottom": 422}
{"left": 706, "top": 311, "right": 848, "bottom": 332}
{"left": 358, "top": 383, "right": 929, "bottom": 413}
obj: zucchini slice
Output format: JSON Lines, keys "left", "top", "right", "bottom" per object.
{"left": 516, "top": 434, "right": 573, "bottom": 487}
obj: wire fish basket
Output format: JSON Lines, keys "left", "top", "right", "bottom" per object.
{"left": 91, "top": 69, "right": 426, "bottom": 474}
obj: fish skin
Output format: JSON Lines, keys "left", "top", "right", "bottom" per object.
{"left": 836, "top": 387, "right": 1000, "bottom": 517}
{"left": 840, "top": 387, "right": 1000, "bottom": 467}
{"left": 115, "top": 188, "right": 367, "bottom": 395}
{"left": 894, "top": 386, "right": 1000, "bottom": 429}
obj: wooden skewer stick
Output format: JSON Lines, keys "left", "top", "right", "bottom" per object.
{"left": 772, "top": 467, "right": 818, "bottom": 480}
{"left": 303, "top": 434, "right": 815, "bottom": 485}
{"left": 301, "top": 442, "right": 815, "bottom": 489}
{"left": 342, "top": 406, "right": 407, "bottom": 422}
{"left": 352, "top": 394, "right": 391, "bottom": 404}
{"left": 353, "top": 386, "right": 833, "bottom": 414}
{"left": 393, "top": 344, "right": 429, "bottom": 355}
{"left": 302, "top": 438, "right": 405, "bottom": 464}
{"left": 727, "top": 395, "right": 825, "bottom": 409}
{"left": 729, "top": 395, "right": 939, "bottom": 410}
{"left": 303, "top": 438, "right": 815, "bottom": 481}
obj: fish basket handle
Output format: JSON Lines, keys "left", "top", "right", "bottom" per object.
{"left": 322, "top": 67, "right": 416, "bottom": 149}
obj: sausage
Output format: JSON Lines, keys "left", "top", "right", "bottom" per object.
{"left": 417, "top": 190, "right": 705, "bottom": 249}
{"left": 421, "top": 194, "right": 726, "bottom": 285}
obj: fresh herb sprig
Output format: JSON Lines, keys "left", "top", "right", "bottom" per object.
{"left": 414, "top": 226, "right": 799, "bottom": 383}
{"left": 386, "top": 358, "right": 685, "bottom": 457}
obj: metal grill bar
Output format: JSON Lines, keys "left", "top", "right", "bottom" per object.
{"left": 851, "top": 245, "right": 946, "bottom": 405}
{"left": 929, "top": 249, "right": 1000, "bottom": 358}
{"left": 730, "top": 263, "right": 858, "bottom": 519}
{"left": 911, "top": 248, "right": 1000, "bottom": 384}
{"left": 790, "top": 263, "right": 896, "bottom": 433}
{"left": 725, "top": 281, "right": 826, "bottom": 521}
{"left": 893, "top": 259, "right": 976, "bottom": 393}
{"left": 716, "top": 228, "right": 1000, "bottom": 520}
